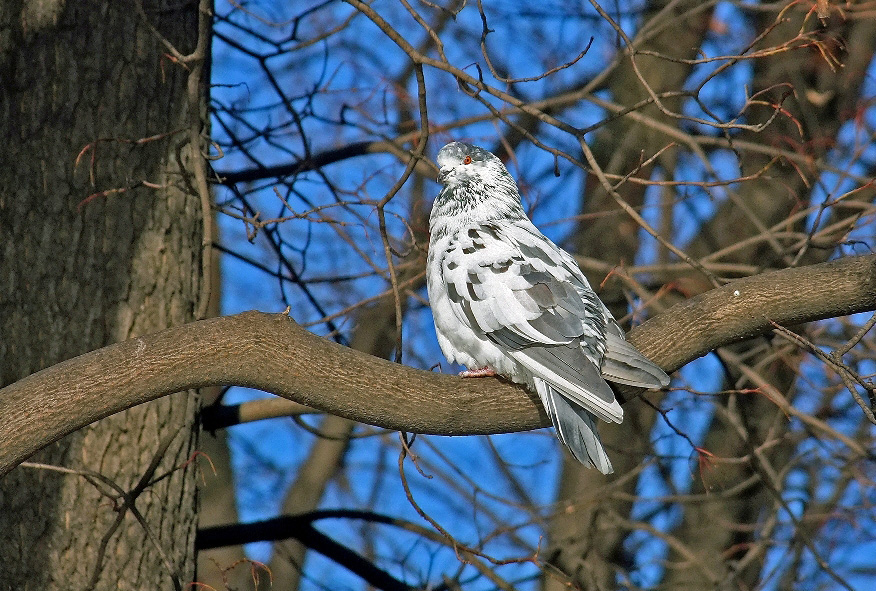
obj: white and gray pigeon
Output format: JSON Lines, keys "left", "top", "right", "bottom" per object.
{"left": 426, "top": 142, "right": 670, "bottom": 473}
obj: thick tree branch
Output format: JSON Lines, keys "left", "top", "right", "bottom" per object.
{"left": 1, "top": 255, "right": 874, "bottom": 477}
{"left": 622, "top": 253, "right": 876, "bottom": 387}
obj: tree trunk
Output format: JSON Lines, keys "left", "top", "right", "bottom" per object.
{"left": 0, "top": 1, "right": 204, "bottom": 588}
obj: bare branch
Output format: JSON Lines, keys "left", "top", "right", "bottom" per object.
{"left": 1, "top": 255, "right": 874, "bottom": 477}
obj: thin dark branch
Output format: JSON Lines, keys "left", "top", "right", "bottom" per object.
{"left": 197, "top": 512, "right": 416, "bottom": 591}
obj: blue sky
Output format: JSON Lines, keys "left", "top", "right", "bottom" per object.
{"left": 209, "top": 2, "right": 876, "bottom": 589}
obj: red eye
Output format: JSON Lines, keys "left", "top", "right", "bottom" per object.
{"left": 463, "top": 155, "right": 472, "bottom": 164}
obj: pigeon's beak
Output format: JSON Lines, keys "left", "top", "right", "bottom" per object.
{"left": 437, "top": 167, "right": 450, "bottom": 185}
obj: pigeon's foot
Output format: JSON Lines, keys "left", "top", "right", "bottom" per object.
{"left": 459, "top": 366, "right": 497, "bottom": 378}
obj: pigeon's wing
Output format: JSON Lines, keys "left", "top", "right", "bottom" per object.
{"left": 440, "top": 221, "right": 622, "bottom": 424}
{"left": 602, "top": 332, "right": 671, "bottom": 388}
{"left": 599, "top": 303, "right": 671, "bottom": 389}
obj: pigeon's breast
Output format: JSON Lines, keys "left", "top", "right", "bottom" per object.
{"left": 426, "top": 230, "right": 528, "bottom": 382}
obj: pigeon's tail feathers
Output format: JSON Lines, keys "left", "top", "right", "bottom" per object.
{"left": 602, "top": 333, "right": 670, "bottom": 389}
{"left": 534, "top": 378, "right": 614, "bottom": 474}
{"left": 510, "top": 347, "right": 623, "bottom": 424}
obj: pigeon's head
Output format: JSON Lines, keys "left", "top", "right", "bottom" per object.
{"left": 430, "top": 141, "right": 524, "bottom": 230}
{"left": 436, "top": 142, "right": 513, "bottom": 190}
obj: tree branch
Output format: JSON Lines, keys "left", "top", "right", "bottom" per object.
{"left": 215, "top": 140, "right": 435, "bottom": 185}
{"left": 2, "top": 255, "right": 874, "bottom": 477}
{"left": 197, "top": 512, "right": 416, "bottom": 591}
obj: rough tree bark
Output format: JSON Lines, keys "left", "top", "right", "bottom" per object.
{"left": 0, "top": 1, "right": 204, "bottom": 588}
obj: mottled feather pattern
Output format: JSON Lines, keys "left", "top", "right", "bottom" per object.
{"left": 427, "top": 142, "right": 670, "bottom": 473}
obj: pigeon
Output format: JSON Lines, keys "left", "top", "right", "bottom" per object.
{"left": 426, "top": 142, "right": 670, "bottom": 473}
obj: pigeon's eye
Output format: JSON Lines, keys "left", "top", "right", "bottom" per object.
{"left": 462, "top": 155, "right": 472, "bottom": 165}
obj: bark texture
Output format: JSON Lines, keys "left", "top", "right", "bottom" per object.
{"left": 0, "top": 1, "right": 202, "bottom": 588}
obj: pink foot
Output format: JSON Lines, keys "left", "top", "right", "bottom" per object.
{"left": 459, "top": 366, "right": 497, "bottom": 378}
